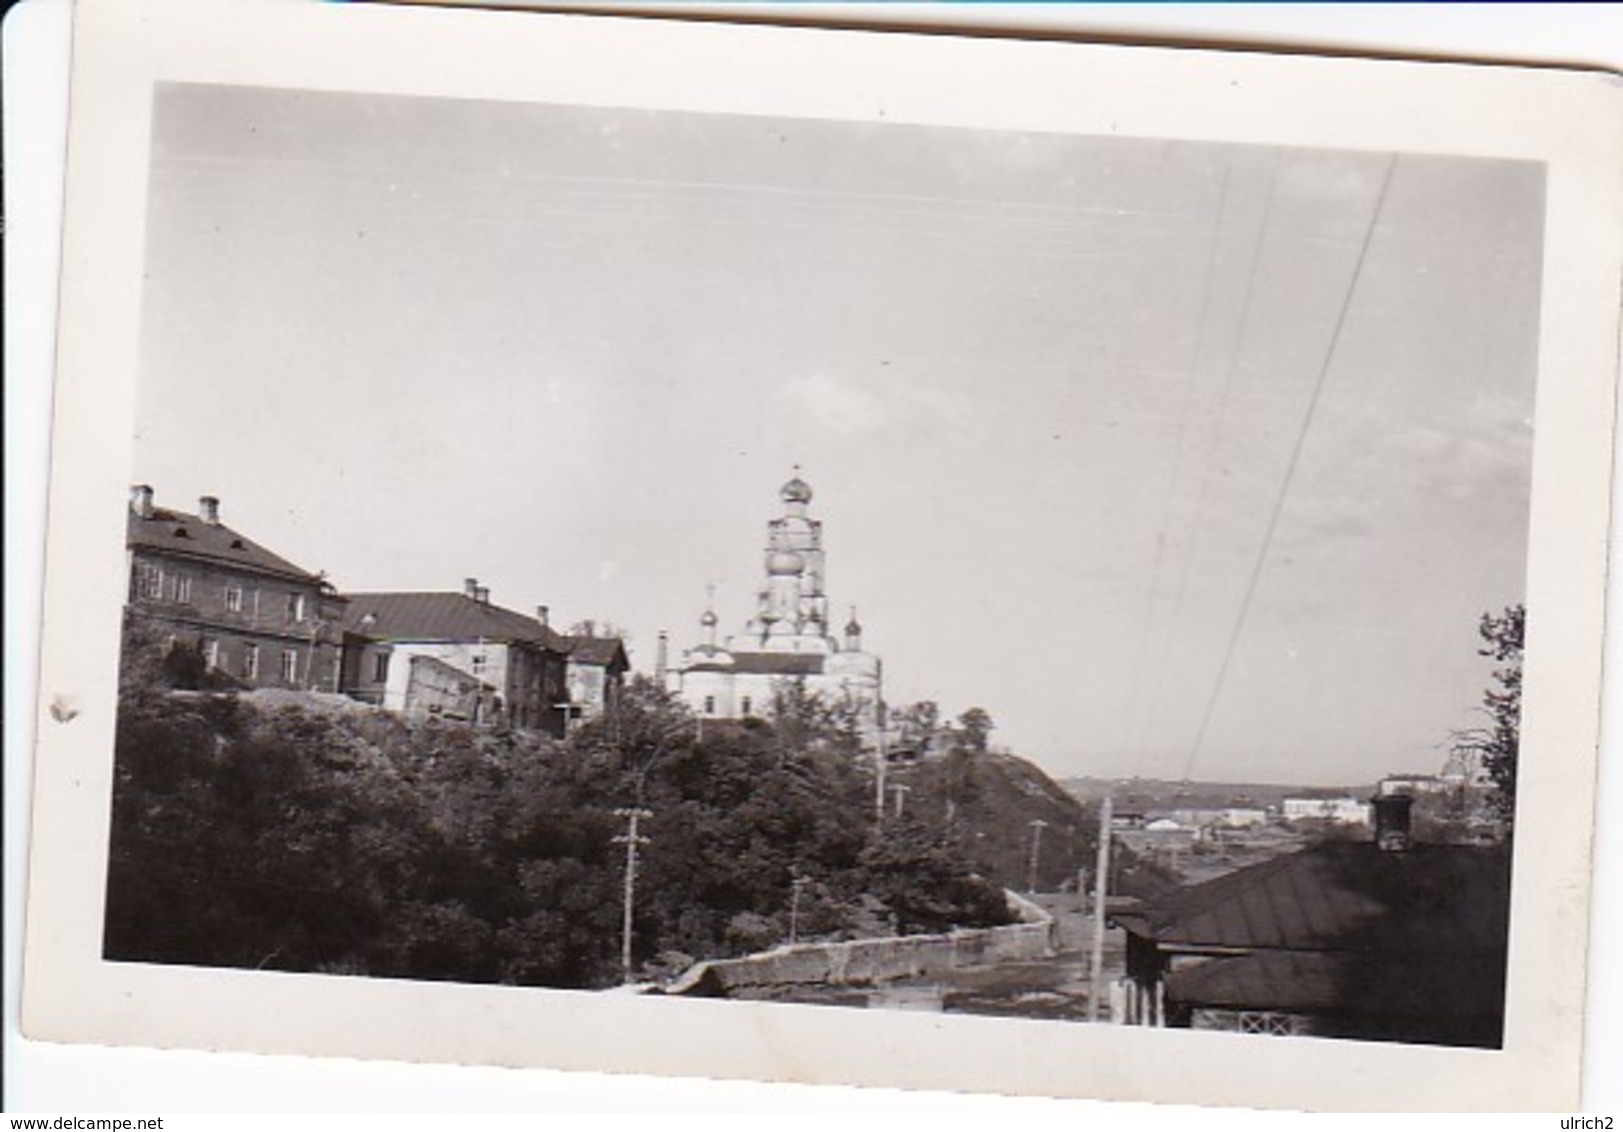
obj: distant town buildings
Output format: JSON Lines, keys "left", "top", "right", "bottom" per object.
{"left": 664, "top": 471, "right": 885, "bottom": 744}
{"left": 1280, "top": 797, "right": 1373, "bottom": 826}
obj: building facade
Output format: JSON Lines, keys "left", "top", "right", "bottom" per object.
{"left": 339, "top": 580, "right": 571, "bottom": 735}
{"left": 564, "top": 630, "right": 630, "bottom": 728}
{"left": 125, "top": 484, "right": 346, "bottom": 690}
{"left": 1281, "top": 797, "right": 1373, "bottom": 825}
{"left": 665, "top": 472, "right": 884, "bottom": 744}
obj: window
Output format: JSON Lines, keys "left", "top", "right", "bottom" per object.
{"left": 138, "top": 563, "right": 164, "bottom": 600}
{"left": 287, "top": 593, "right": 306, "bottom": 622}
{"left": 741, "top": 695, "right": 753, "bottom": 716}
{"left": 241, "top": 644, "right": 259, "bottom": 680}
{"left": 1238, "top": 1012, "right": 1300, "bottom": 1037}
{"left": 1191, "top": 1009, "right": 1304, "bottom": 1037}
{"left": 225, "top": 584, "right": 244, "bottom": 613}
{"left": 703, "top": 695, "right": 716, "bottom": 715}
{"left": 175, "top": 574, "right": 193, "bottom": 604}
{"left": 373, "top": 653, "right": 390, "bottom": 683}
{"left": 471, "top": 653, "right": 487, "bottom": 675}
{"left": 280, "top": 650, "right": 298, "bottom": 683}
{"left": 202, "top": 639, "right": 220, "bottom": 669}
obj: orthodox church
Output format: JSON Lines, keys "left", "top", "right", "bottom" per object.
{"left": 662, "top": 471, "right": 884, "bottom": 744}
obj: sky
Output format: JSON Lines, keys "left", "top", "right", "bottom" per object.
{"left": 132, "top": 84, "right": 1544, "bottom": 786}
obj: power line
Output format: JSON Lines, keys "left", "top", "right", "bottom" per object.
{"left": 1180, "top": 153, "right": 1400, "bottom": 782}
{"left": 1121, "top": 157, "right": 1232, "bottom": 772}
{"left": 1135, "top": 148, "right": 1282, "bottom": 776}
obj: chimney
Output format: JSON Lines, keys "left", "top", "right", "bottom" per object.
{"left": 1371, "top": 793, "right": 1414, "bottom": 852}
{"left": 655, "top": 630, "right": 669, "bottom": 686}
{"left": 474, "top": 586, "right": 490, "bottom": 605}
{"left": 464, "top": 578, "right": 479, "bottom": 599}
{"left": 536, "top": 605, "right": 550, "bottom": 629}
{"left": 198, "top": 495, "right": 221, "bottom": 525}
{"left": 130, "top": 484, "right": 154, "bottom": 519}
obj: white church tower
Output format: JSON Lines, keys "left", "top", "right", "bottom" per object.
{"left": 667, "top": 471, "right": 883, "bottom": 743}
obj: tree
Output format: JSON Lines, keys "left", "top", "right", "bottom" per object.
{"left": 891, "top": 700, "right": 941, "bottom": 756}
{"left": 569, "top": 674, "right": 692, "bottom": 802}
{"left": 955, "top": 707, "right": 994, "bottom": 756}
{"left": 1452, "top": 604, "right": 1523, "bottom": 824}
{"left": 566, "top": 619, "right": 629, "bottom": 643}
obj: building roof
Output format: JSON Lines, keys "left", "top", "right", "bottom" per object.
{"left": 726, "top": 651, "right": 826, "bottom": 677}
{"left": 566, "top": 635, "right": 629, "bottom": 669}
{"left": 128, "top": 506, "right": 324, "bottom": 585}
{"left": 342, "top": 592, "right": 570, "bottom": 652}
{"left": 1164, "top": 948, "right": 1507, "bottom": 1022}
{"left": 1114, "top": 841, "right": 1510, "bottom": 955}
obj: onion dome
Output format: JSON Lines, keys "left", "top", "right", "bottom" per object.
{"left": 700, "top": 609, "right": 718, "bottom": 628}
{"left": 845, "top": 611, "right": 863, "bottom": 637}
{"left": 780, "top": 473, "right": 813, "bottom": 506}
{"left": 767, "top": 549, "right": 806, "bottom": 576}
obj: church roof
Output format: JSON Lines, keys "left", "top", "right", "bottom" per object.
{"left": 341, "top": 592, "right": 570, "bottom": 652}
{"left": 780, "top": 473, "right": 813, "bottom": 505}
{"left": 726, "top": 651, "right": 826, "bottom": 677}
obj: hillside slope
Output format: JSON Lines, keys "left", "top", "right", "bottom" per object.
{"left": 890, "top": 752, "right": 1176, "bottom": 898}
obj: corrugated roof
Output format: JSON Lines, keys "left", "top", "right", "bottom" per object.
{"left": 726, "top": 652, "right": 826, "bottom": 676}
{"left": 1114, "top": 841, "right": 1510, "bottom": 955}
{"left": 342, "top": 592, "right": 569, "bottom": 651}
{"left": 128, "top": 507, "right": 322, "bottom": 584}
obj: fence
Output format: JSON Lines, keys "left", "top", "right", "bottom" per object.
{"left": 665, "top": 890, "right": 1056, "bottom": 997}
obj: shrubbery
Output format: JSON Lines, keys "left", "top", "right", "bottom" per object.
{"left": 104, "top": 643, "right": 1012, "bottom": 987}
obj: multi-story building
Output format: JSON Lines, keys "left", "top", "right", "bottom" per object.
{"left": 125, "top": 484, "right": 346, "bottom": 690}
{"left": 563, "top": 626, "right": 630, "bottom": 729}
{"left": 665, "top": 472, "right": 884, "bottom": 744}
{"left": 338, "top": 579, "right": 572, "bottom": 735}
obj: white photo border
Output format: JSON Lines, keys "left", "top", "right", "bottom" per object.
{"left": 18, "top": 0, "right": 1623, "bottom": 1111}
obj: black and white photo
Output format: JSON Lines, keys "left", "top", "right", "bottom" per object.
{"left": 17, "top": 0, "right": 1623, "bottom": 1111}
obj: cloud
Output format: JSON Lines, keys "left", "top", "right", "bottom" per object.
{"left": 783, "top": 372, "right": 888, "bottom": 434}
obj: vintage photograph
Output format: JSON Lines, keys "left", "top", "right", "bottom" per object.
{"left": 108, "top": 82, "right": 1535, "bottom": 1044}
{"left": 20, "top": 0, "right": 1622, "bottom": 1111}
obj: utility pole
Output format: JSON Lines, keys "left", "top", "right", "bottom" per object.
{"left": 889, "top": 782, "right": 911, "bottom": 821}
{"left": 304, "top": 617, "right": 325, "bottom": 693}
{"left": 1088, "top": 796, "right": 1113, "bottom": 1022}
{"left": 874, "top": 701, "right": 889, "bottom": 820}
{"left": 788, "top": 873, "right": 810, "bottom": 945}
{"left": 1026, "top": 818, "right": 1049, "bottom": 894}
{"left": 613, "top": 807, "right": 653, "bottom": 984}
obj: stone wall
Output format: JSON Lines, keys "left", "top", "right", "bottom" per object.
{"left": 666, "top": 890, "right": 1056, "bottom": 997}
